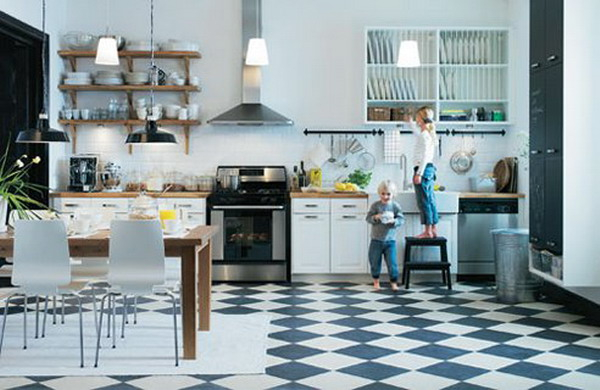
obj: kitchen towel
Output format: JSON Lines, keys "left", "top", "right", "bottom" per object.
{"left": 0, "top": 312, "right": 271, "bottom": 376}
{"left": 383, "top": 129, "right": 402, "bottom": 164}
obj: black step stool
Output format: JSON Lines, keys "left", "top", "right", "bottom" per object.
{"left": 402, "top": 237, "right": 452, "bottom": 290}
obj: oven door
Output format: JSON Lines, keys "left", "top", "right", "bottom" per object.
{"left": 210, "top": 205, "right": 286, "bottom": 262}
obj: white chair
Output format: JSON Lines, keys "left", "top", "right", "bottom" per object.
{"left": 0, "top": 220, "right": 85, "bottom": 367}
{"left": 94, "top": 220, "right": 179, "bottom": 367}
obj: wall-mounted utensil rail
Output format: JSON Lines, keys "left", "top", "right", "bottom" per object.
{"left": 303, "top": 128, "right": 384, "bottom": 136}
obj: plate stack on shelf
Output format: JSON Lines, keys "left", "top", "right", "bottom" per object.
{"left": 124, "top": 71, "right": 149, "bottom": 85}
{"left": 160, "top": 40, "right": 199, "bottom": 52}
{"left": 94, "top": 70, "right": 124, "bottom": 85}
{"left": 63, "top": 72, "right": 92, "bottom": 85}
{"left": 125, "top": 40, "right": 160, "bottom": 51}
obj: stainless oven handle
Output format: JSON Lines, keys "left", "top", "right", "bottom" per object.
{"left": 211, "top": 205, "right": 285, "bottom": 210}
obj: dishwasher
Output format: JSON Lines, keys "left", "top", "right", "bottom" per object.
{"left": 457, "top": 198, "right": 519, "bottom": 280}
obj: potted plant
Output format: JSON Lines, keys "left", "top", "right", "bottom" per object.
{"left": 0, "top": 146, "right": 48, "bottom": 232}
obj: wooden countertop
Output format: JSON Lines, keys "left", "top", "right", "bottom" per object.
{"left": 459, "top": 192, "right": 525, "bottom": 199}
{"left": 50, "top": 192, "right": 211, "bottom": 198}
{"left": 290, "top": 191, "right": 368, "bottom": 199}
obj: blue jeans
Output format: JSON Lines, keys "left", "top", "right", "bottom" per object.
{"left": 368, "top": 240, "right": 398, "bottom": 282}
{"left": 414, "top": 164, "right": 439, "bottom": 225}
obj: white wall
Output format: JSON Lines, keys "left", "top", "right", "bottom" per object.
{"left": 10, "top": 0, "right": 524, "bottom": 195}
{"left": 563, "top": 0, "right": 600, "bottom": 285}
{"left": 0, "top": 0, "right": 67, "bottom": 189}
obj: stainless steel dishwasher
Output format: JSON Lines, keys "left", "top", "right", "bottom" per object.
{"left": 457, "top": 198, "right": 519, "bottom": 279}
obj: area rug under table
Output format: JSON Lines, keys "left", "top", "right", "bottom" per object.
{"left": 0, "top": 312, "right": 271, "bottom": 376}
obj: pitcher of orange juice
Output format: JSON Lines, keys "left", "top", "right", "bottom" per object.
{"left": 159, "top": 209, "right": 177, "bottom": 229}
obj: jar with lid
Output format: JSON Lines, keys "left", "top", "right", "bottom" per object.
{"left": 128, "top": 192, "right": 159, "bottom": 220}
{"left": 184, "top": 175, "right": 198, "bottom": 191}
{"left": 146, "top": 171, "right": 164, "bottom": 192}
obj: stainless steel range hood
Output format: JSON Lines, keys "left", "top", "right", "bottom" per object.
{"left": 208, "top": 0, "right": 293, "bottom": 126}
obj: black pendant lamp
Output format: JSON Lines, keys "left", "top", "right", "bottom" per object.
{"left": 126, "top": 0, "right": 176, "bottom": 145}
{"left": 17, "top": 0, "right": 70, "bottom": 143}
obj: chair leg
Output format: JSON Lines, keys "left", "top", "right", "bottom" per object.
{"left": 168, "top": 292, "right": 179, "bottom": 367}
{"left": 23, "top": 294, "right": 27, "bottom": 350}
{"left": 91, "top": 284, "right": 99, "bottom": 337}
{"left": 121, "top": 295, "right": 127, "bottom": 339}
{"left": 75, "top": 295, "right": 84, "bottom": 368}
{"left": 94, "top": 294, "right": 109, "bottom": 368}
{"left": 133, "top": 296, "right": 138, "bottom": 325}
{"left": 61, "top": 296, "right": 65, "bottom": 325}
{"left": 107, "top": 295, "right": 112, "bottom": 338}
{"left": 42, "top": 296, "right": 49, "bottom": 338}
{"left": 442, "top": 268, "right": 447, "bottom": 284}
{"left": 35, "top": 295, "right": 40, "bottom": 339}
{"left": 0, "top": 294, "right": 18, "bottom": 356}
{"left": 112, "top": 294, "right": 117, "bottom": 349}
{"left": 52, "top": 296, "right": 56, "bottom": 325}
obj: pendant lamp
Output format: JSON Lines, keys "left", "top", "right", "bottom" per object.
{"left": 126, "top": 0, "right": 176, "bottom": 145}
{"left": 95, "top": 0, "right": 119, "bottom": 66}
{"left": 17, "top": 0, "right": 70, "bottom": 143}
{"left": 244, "top": 0, "right": 269, "bottom": 66}
{"left": 397, "top": 40, "right": 421, "bottom": 68}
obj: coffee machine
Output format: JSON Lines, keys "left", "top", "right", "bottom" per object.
{"left": 69, "top": 155, "right": 98, "bottom": 192}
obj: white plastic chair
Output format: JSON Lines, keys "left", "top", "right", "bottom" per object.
{"left": 0, "top": 220, "right": 85, "bottom": 367}
{"left": 94, "top": 220, "right": 178, "bottom": 367}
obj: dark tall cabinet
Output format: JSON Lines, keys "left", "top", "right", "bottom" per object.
{"left": 529, "top": 0, "right": 563, "bottom": 255}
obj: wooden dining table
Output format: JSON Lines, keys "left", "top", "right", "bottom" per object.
{"left": 0, "top": 224, "right": 219, "bottom": 360}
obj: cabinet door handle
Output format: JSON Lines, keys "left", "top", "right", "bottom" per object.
{"left": 64, "top": 203, "right": 79, "bottom": 207}
{"left": 531, "top": 237, "right": 539, "bottom": 243}
{"left": 547, "top": 241, "right": 557, "bottom": 247}
{"left": 177, "top": 204, "right": 192, "bottom": 208}
{"left": 530, "top": 62, "right": 541, "bottom": 69}
{"left": 546, "top": 148, "right": 558, "bottom": 154}
{"left": 102, "top": 204, "right": 118, "bottom": 208}
{"left": 530, "top": 150, "right": 542, "bottom": 155}
{"left": 342, "top": 215, "right": 357, "bottom": 219}
{"left": 342, "top": 205, "right": 357, "bottom": 208}
{"left": 547, "top": 55, "right": 558, "bottom": 62}
{"left": 305, "top": 204, "right": 318, "bottom": 208}
{"left": 304, "top": 215, "right": 318, "bottom": 219}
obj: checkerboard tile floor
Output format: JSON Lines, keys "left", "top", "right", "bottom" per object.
{"left": 1, "top": 281, "right": 600, "bottom": 389}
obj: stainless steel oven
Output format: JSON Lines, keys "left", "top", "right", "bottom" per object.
{"left": 208, "top": 166, "right": 289, "bottom": 282}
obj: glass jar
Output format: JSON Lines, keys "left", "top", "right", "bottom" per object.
{"left": 128, "top": 192, "right": 159, "bottom": 220}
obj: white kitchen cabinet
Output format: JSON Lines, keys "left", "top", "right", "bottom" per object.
{"left": 331, "top": 213, "right": 368, "bottom": 273}
{"left": 292, "top": 198, "right": 368, "bottom": 274}
{"left": 52, "top": 198, "right": 92, "bottom": 217}
{"left": 292, "top": 213, "right": 330, "bottom": 273}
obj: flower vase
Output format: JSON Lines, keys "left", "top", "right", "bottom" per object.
{"left": 0, "top": 197, "right": 7, "bottom": 233}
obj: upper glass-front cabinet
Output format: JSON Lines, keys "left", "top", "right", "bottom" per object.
{"left": 365, "top": 28, "right": 509, "bottom": 125}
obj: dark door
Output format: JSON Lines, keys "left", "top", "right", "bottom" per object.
{"left": 544, "top": 0, "right": 563, "bottom": 67}
{"left": 529, "top": 155, "right": 545, "bottom": 248}
{"left": 544, "top": 157, "right": 562, "bottom": 254}
{"left": 529, "top": 0, "right": 545, "bottom": 71}
{"left": 530, "top": 70, "right": 545, "bottom": 155}
{"left": 545, "top": 64, "right": 563, "bottom": 157}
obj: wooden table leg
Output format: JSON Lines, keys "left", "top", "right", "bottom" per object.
{"left": 197, "top": 240, "right": 212, "bottom": 331}
{"left": 181, "top": 246, "right": 197, "bottom": 359}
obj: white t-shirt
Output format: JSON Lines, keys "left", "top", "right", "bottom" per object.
{"left": 411, "top": 123, "right": 436, "bottom": 176}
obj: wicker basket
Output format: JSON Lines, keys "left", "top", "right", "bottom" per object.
{"left": 391, "top": 107, "right": 407, "bottom": 122}
{"left": 367, "top": 107, "right": 391, "bottom": 121}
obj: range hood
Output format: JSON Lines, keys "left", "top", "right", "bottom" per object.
{"left": 208, "top": 0, "right": 293, "bottom": 126}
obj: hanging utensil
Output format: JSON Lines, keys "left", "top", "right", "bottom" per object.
{"left": 328, "top": 135, "right": 336, "bottom": 163}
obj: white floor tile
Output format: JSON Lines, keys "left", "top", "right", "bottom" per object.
{"left": 436, "top": 336, "right": 496, "bottom": 351}
{"left": 382, "top": 371, "right": 458, "bottom": 390}
{"left": 299, "top": 352, "right": 364, "bottom": 370}
{"left": 0, "top": 378, "right": 35, "bottom": 390}
{"left": 362, "top": 323, "right": 416, "bottom": 336}
{"left": 516, "top": 302, "right": 562, "bottom": 311}
{"left": 353, "top": 301, "right": 397, "bottom": 311}
{"left": 298, "top": 301, "right": 340, "bottom": 311}
{"left": 374, "top": 352, "right": 439, "bottom": 370}
{"left": 299, "top": 371, "right": 372, "bottom": 390}
{"left": 488, "top": 323, "right": 543, "bottom": 335}
{"left": 574, "top": 336, "right": 600, "bottom": 349}
{"left": 552, "top": 323, "right": 600, "bottom": 336}
{"left": 126, "top": 375, "right": 204, "bottom": 390}
{"left": 415, "top": 311, "right": 465, "bottom": 323}
{"left": 368, "top": 336, "right": 428, "bottom": 352}
{"left": 245, "top": 301, "right": 287, "bottom": 311}
{"left": 43, "top": 376, "right": 120, "bottom": 390}
{"left": 406, "top": 301, "right": 453, "bottom": 311}
{"left": 462, "top": 301, "right": 507, "bottom": 311}
{"left": 214, "top": 374, "right": 287, "bottom": 390}
{"left": 532, "top": 311, "right": 583, "bottom": 323}
{"left": 298, "top": 336, "right": 357, "bottom": 352}
{"left": 474, "top": 311, "right": 523, "bottom": 323}
{"left": 453, "top": 352, "right": 516, "bottom": 370}
{"left": 466, "top": 371, "right": 543, "bottom": 390}
{"left": 297, "top": 311, "right": 346, "bottom": 323}
{"left": 551, "top": 372, "right": 600, "bottom": 389}
{"left": 505, "top": 336, "right": 567, "bottom": 351}
{"left": 355, "top": 311, "right": 406, "bottom": 323}
{"left": 526, "top": 352, "right": 594, "bottom": 370}
{"left": 300, "top": 323, "right": 353, "bottom": 336}
{"left": 425, "top": 323, "right": 481, "bottom": 335}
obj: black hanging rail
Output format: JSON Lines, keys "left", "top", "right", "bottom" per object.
{"left": 303, "top": 128, "right": 384, "bottom": 136}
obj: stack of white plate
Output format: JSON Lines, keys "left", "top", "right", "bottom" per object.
{"left": 63, "top": 72, "right": 91, "bottom": 85}
{"left": 124, "top": 71, "right": 149, "bottom": 85}
{"left": 126, "top": 40, "right": 160, "bottom": 51}
{"left": 94, "top": 70, "right": 123, "bottom": 85}
{"left": 160, "top": 39, "right": 199, "bottom": 51}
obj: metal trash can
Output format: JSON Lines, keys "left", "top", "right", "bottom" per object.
{"left": 491, "top": 228, "right": 541, "bottom": 303}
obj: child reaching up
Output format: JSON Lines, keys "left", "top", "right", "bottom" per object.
{"left": 366, "top": 180, "right": 405, "bottom": 291}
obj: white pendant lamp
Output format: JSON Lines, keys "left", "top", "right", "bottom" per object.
{"left": 95, "top": 0, "right": 119, "bottom": 66}
{"left": 244, "top": 0, "right": 269, "bottom": 66}
{"left": 397, "top": 40, "right": 421, "bottom": 68}
{"left": 245, "top": 38, "right": 269, "bottom": 65}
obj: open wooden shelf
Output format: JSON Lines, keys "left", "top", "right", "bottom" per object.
{"left": 59, "top": 85, "right": 200, "bottom": 92}
{"left": 58, "top": 50, "right": 201, "bottom": 59}
{"left": 58, "top": 119, "right": 201, "bottom": 126}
